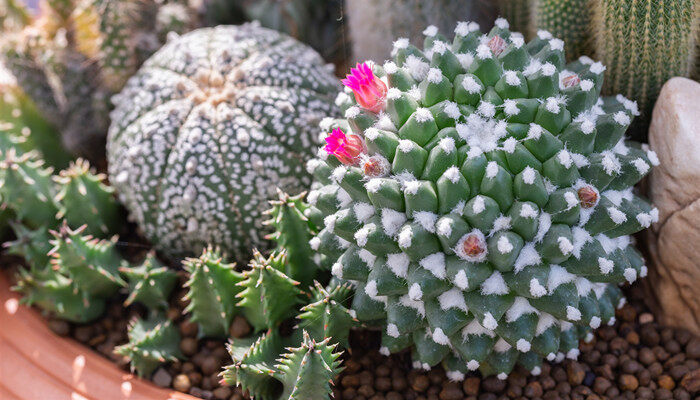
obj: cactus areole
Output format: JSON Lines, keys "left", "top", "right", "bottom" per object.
{"left": 307, "top": 19, "right": 659, "bottom": 379}
{"left": 107, "top": 23, "right": 339, "bottom": 260}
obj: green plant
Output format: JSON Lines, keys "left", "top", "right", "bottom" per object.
{"left": 115, "top": 315, "right": 182, "bottom": 378}
{"left": 498, "top": 0, "right": 530, "bottom": 35}
{"left": 530, "top": 0, "right": 590, "bottom": 61}
{"left": 106, "top": 23, "right": 340, "bottom": 261}
{"left": 183, "top": 246, "right": 243, "bottom": 338}
{"left": 121, "top": 252, "right": 178, "bottom": 311}
{"left": 306, "top": 20, "right": 658, "bottom": 379}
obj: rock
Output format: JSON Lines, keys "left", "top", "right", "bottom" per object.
{"left": 619, "top": 374, "right": 639, "bottom": 391}
{"left": 462, "top": 377, "right": 480, "bottom": 396}
{"left": 646, "top": 77, "right": 700, "bottom": 336}
{"left": 173, "top": 374, "right": 191, "bottom": 392}
{"left": 680, "top": 368, "right": 700, "bottom": 392}
{"left": 152, "top": 368, "right": 172, "bottom": 388}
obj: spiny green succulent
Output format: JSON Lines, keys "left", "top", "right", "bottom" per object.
{"left": 48, "top": 221, "right": 126, "bottom": 301}
{"left": 221, "top": 330, "right": 343, "bottom": 400}
{"left": 593, "top": 0, "right": 699, "bottom": 123}
{"left": 264, "top": 189, "right": 322, "bottom": 286}
{"left": 237, "top": 250, "right": 302, "bottom": 333}
{"left": 296, "top": 281, "right": 356, "bottom": 348}
{"left": 106, "top": 23, "right": 340, "bottom": 262}
{"left": 530, "top": 0, "right": 591, "bottom": 61}
{"left": 121, "top": 252, "right": 178, "bottom": 311}
{"left": 306, "top": 19, "right": 658, "bottom": 379}
{"left": 54, "top": 158, "right": 120, "bottom": 237}
{"left": 183, "top": 246, "right": 243, "bottom": 338}
{"left": 0, "top": 149, "right": 59, "bottom": 229}
{"left": 4, "top": 222, "right": 53, "bottom": 269}
{"left": 115, "top": 315, "right": 182, "bottom": 378}
{"left": 13, "top": 266, "right": 106, "bottom": 322}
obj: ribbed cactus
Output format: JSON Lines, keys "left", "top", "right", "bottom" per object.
{"left": 297, "top": 282, "right": 356, "bottom": 348}
{"left": 306, "top": 20, "right": 658, "bottom": 379}
{"left": 4, "top": 222, "right": 53, "bottom": 269}
{"left": 530, "top": 0, "right": 591, "bottom": 61}
{"left": 593, "top": 0, "right": 699, "bottom": 122}
{"left": 237, "top": 250, "right": 302, "bottom": 333}
{"left": 498, "top": 0, "right": 530, "bottom": 35}
{"left": 121, "top": 252, "right": 178, "bottom": 311}
{"left": 54, "top": 158, "right": 120, "bottom": 237}
{"left": 115, "top": 315, "right": 182, "bottom": 378}
{"left": 183, "top": 246, "right": 243, "bottom": 338}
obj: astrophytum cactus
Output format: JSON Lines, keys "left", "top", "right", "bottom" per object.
{"left": 306, "top": 19, "right": 659, "bottom": 379}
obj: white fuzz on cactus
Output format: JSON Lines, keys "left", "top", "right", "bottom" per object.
{"left": 307, "top": 20, "right": 657, "bottom": 378}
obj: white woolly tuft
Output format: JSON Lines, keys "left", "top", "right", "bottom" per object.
{"left": 504, "top": 70, "right": 521, "bottom": 86}
{"left": 534, "top": 212, "right": 552, "bottom": 242}
{"left": 408, "top": 283, "right": 423, "bottom": 300}
{"left": 506, "top": 297, "right": 538, "bottom": 322}
{"left": 566, "top": 306, "right": 582, "bottom": 321}
{"left": 541, "top": 62, "right": 556, "bottom": 76}
{"left": 337, "top": 188, "right": 352, "bottom": 207}
{"left": 405, "top": 55, "right": 430, "bottom": 80}
{"left": 613, "top": 111, "right": 631, "bottom": 126}
{"left": 438, "top": 288, "right": 468, "bottom": 311}
{"left": 596, "top": 234, "right": 617, "bottom": 254}
{"left": 354, "top": 224, "right": 374, "bottom": 247}
{"left": 399, "top": 294, "right": 425, "bottom": 316}
{"left": 427, "top": 68, "right": 443, "bottom": 84}
{"left": 386, "top": 253, "right": 409, "bottom": 278}
{"left": 398, "top": 225, "right": 413, "bottom": 248}
{"left": 567, "top": 348, "right": 580, "bottom": 360}
{"left": 574, "top": 277, "right": 593, "bottom": 296}
{"left": 331, "top": 262, "right": 343, "bottom": 278}
{"left": 365, "top": 178, "right": 383, "bottom": 193}
{"left": 494, "top": 338, "right": 512, "bottom": 353}
{"left": 386, "top": 323, "right": 400, "bottom": 338}
{"left": 442, "top": 166, "right": 462, "bottom": 184}
{"left": 431, "top": 40, "right": 448, "bottom": 55}
{"left": 522, "top": 166, "right": 537, "bottom": 184}
{"left": 502, "top": 137, "right": 517, "bottom": 153}
{"left": 454, "top": 270, "right": 469, "bottom": 290}
{"left": 597, "top": 257, "right": 614, "bottom": 274}
{"left": 514, "top": 243, "right": 541, "bottom": 273}
{"left": 589, "top": 316, "right": 602, "bottom": 329}
{"left": 481, "top": 271, "right": 509, "bottom": 295}
{"left": 381, "top": 208, "right": 406, "bottom": 237}
{"left": 455, "top": 21, "right": 477, "bottom": 36}
{"left": 548, "top": 264, "right": 577, "bottom": 293}
{"left": 478, "top": 101, "right": 496, "bottom": 118}
{"left": 386, "top": 87, "right": 402, "bottom": 100}
{"left": 510, "top": 34, "right": 525, "bottom": 48}
{"left": 476, "top": 44, "right": 492, "bottom": 59}
{"left": 536, "top": 313, "right": 557, "bottom": 335}
{"left": 393, "top": 38, "right": 409, "bottom": 50}
{"left": 443, "top": 102, "right": 461, "bottom": 119}
{"left": 423, "top": 25, "right": 438, "bottom": 36}
{"left": 524, "top": 59, "right": 543, "bottom": 76}
{"left": 309, "top": 237, "right": 320, "bottom": 250}
{"left": 529, "top": 278, "right": 547, "bottom": 298}
{"left": 485, "top": 161, "right": 499, "bottom": 179}
{"left": 491, "top": 216, "right": 512, "bottom": 233}
{"left": 354, "top": 202, "right": 375, "bottom": 222}
{"left": 494, "top": 17, "right": 509, "bottom": 28}
{"left": 462, "top": 319, "right": 495, "bottom": 338}
{"left": 503, "top": 99, "right": 519, "bottom": 116}
{"left": 344, "top": 106, "right": 360, "bottom": 119}
{"left": 331, "top": 166, "right": 347, "bottom": 183}
{"left": 607, "top": 207, "right": 627, "bottom": 224}
{"left": 420, "top": 253, "right": 446, "bottom": 279}
{"left": 624, "top": 268, "right": 637, "bottom": 283}
{"left": 527, "top": 123, "right": 543, "bottom": 140}
{"left": 364, "top": 127, "right": 380, "bottom": 141}
{"left": 414, "top": 211, "right": 438, "bottom": 232}
{"left": 558, "top": 237, "right": 574, "bottom": 255}
{"left": 520, "top": 203, "right": 538, "bottom": 219}
{"left": 467, "top": 360, "right": 480, "bottom": 370}
{"left": 549, "top": 38, "right": 564, "bottom": 51}
{"left": 641, "top": 265, "right": 648, "bottom": 277}
{"left": 482, "top": 312, "right": 499, "bottom": 330}
{"left": 571, "top": 227, "right": 592, "bottom": 259}
{"left": 558, "top": 150, "right": 573, "bottom": 168}
{"left": 590, "top": 62, "right": 606, "bottom": 74}
{"left": 324, "top": 213, "right": 338, "bottom": 232}
{"left": 439, "top": 137, "right": 456, "bottom": 153}
{"left": 414, "top": 107, "right": 434, "bottom": 123}
{"left": 632, "top": 158, "right": 650, "bottom": 175}
{"left": 564, "top": 191, "right": 578, "bottom": 209}
{"left": 337, "top": 238, "right": 351, "bottom": 249}
{"left": 365, "top": 280, "right": 379, "bottom": 297}
{"left": 407, "top": 86, "right": 421, "bottom": 101}
{"left": 545, "top": 97, "right": 561, "bottom": 113}
{"left": 379, "top": 346, "right": 390, "bottom": 356}
{"left": 436, "top": 218, "right": 453, "bottom": 237}
{"left": 403, "top": 179, "right": 421, "bottom": 194}
{"left": 537, "top": 30, "right": 553, "bottom": 39}
{"left": 446, "top": 371, "right": 465, "bottom": 382}
{"left": 580, "top": 79, "right": 594, "bottom": 91}
{"left": 456, "top": 53, "right": 475, "bottom": 69}
{"left": 636, "top": 213, "right": 652, "bottom": 228}
{"left": 497, "top": 235, "right": 514, "bottom": 254}
{"left": 517, "top": 339, "right": 532, "bottom": 352}
{"left": 650, "top": 207, "right": 659, "bottom": 223}
{"left": 472, "top": 195, "right": 486, "bottom": 213}
{"left": 383, "top": 61, "right": 398, "bottom": 74}
{"left": 579, "top": 55, "right": 594, "bottom": 64}
{"left": 358, "top": 249, "right": 376, "bottom": 268}
{"left": 645, "top": 147, "right": 660, "bottom": 166}
{"left": 570, "top": 152, "right": 590, "bottom": 168}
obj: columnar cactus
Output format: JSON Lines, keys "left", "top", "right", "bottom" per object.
{"left": 182, "top": 246, "right": 243, "bottom": 338}
{"left": 306, "top": 20, "right": 658, "bottom": 378}
{"left": 107, "top": 23, "right": 340, "bottom": 261}
{"left": 115, "top": 315, "right": 182, "bottom": 377}
{"left": 530, "top": 0, "right": 591, "bottom": 61}
{"left": 121, "top": 252, "right": 178, "bottom": 311}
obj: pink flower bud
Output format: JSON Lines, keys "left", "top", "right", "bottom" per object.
{"left": 488, "top": 35, "right": 506, "bottom": 57}
{"left": 562, "top": 74, "right": 581, "bottom": 89}
{"left": 324, "top": 128, "right": 365, "bottom": 165}
{"left": 341, "top": 62, "right": 388, "bottom": 113}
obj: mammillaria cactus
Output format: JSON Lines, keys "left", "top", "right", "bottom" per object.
{"left": 306, "top": 19, "right": 659, "bottom": 378}
{"left": 107, "top": 23, "right": 340, "bottom": 261}
{"left": 115, "top": 315, "right": 182, "bottom": 377}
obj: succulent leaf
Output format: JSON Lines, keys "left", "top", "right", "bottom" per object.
{"left": 114, "top": 315, "right": 182, "bottom": 378}
{"left": 120, "top": 252, "right": 177, "bottom": 311}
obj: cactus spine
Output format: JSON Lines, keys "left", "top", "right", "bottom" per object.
{"left": 115, "top": 315, "right": 182, "bottom": 378}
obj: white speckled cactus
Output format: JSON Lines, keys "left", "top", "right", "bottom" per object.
{"left": 307, "top": 19, "right": 659, "bottom": 379}
{"left": 107, "top": 23, "right": 340, "bottom": 261}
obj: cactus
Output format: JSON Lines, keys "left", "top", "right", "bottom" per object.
{"left": 114, "top": 315, "right": 182, "bottom": 378}
{"left": 237, "top": 250, "right": 302, "bottom": 333}
{"left": 4, "top": 222, "right": 53, "bottom": 269}
{"left": 107, "top": 23, "right": 340, "bottom": 261}
{"left": 498, "top": 0, "right": 530, "bottom": 35}
{"left": 306, "top": 20, "right": 658, "bottom": 378}
{"left": 183, "top": 246, "right": 243, "bottom": 338}
{"left": 593, "top": 0, "right": 699, "bottom": 123}
{"left": 264, "top": 189, "right": 321, "bottom": 286}
{"left": 297, "top": 281, "right": 356, "bottom": 347}
{"left": 54, "top": 158, "right": 121, "bottom": 237}
{"left": 530, "top": 0, "right": 591, "bottom": 61}
{"left": 221, "top": 330, "right": 343, "bottom": 400}
{"left": 121, "top": 252, "right": 178, "bottom": 311}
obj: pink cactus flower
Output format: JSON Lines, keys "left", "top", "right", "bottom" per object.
{"left": 342, "top": 62, "right": 388, "bottom": 113}
{"left": 325, "top": 128, "right": 365, "bottom": 165}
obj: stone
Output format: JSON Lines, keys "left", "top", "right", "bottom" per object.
{"left": 152, "top": 368, "right": 172, "bottom": 388}
{"left": 646, "top": 77, "right": 700, "bottom": 336}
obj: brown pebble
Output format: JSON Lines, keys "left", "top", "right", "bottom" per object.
{"left": 180, "top": 337, "right": 198, "bottom": 356}
{"left": 638, "top": 312, "right": 654, "bottom": 324}
{"left": 685, "top": 338, "right": 700, "bottom": 359}
{"left": 438, "top": 382, "right": 463, "bottom": 400}
{"left": 211, "top": 386, "right": 230, "bottom": 399}
{"left": 74, "top": 325, "right": 93, "bottom": 342}
{"left": 617, "top": 304, "right": 636, "bottom": 322}
{"left": 654, "top": 388, "right": 673, "bottom": 399}
{"left": 357, "top": 384, "right": 375, "bottom": 397}
{"left": 411, "top": 375, "right": 429, "bottom": 392}
{"left": 637, "top": 368, "right": 651, "bottom": 386}
{"left": 618, "top": 374, "right": 638, "bottom": 391}
{"left": 621, "top": 359, "right": 642, "bottom": 374}
{"left": 656, "top": 374, "right": 675, "bottom": 390}
{"left": 640, "top": 325, "right": 660, "bottom": 346}
{"left": 462, "top": 377, "right": 480, "bottom": 396}
{"left": 152, "top": 368, "right": 172, "bottom": 387}
{"left": 375, "top": 377, "right": 391, "bottom": 392}
{"left": 386, "top": 392, "right": 402, "bottom": 400}
{"left": 173, "top": 374, "right": 191, "bottom": 392}
{"left": 481, "top": 376, "right": 506, "bottom": 393}
{"left": 541, "top": 376, "right": 556, "bottom": 390}
{"left": 625, "top": 331, "right": 640, "bottom": 345}
{"left": 638, "top": 347, "right": 656, "bottom": 365}
{"left": 200, "top": 356, "right": 219, "bottom": 376}
{"left": 376, "top": 365, "right": 391, "bottom": 377}
{"left": 566, "top": 362, "right": 585, "bottom": 385}
{"left": 636, "top": 386, "right": 654, "bottom": 399}
{"left": 392, "top": 376, "right": 407, "bottom": 392}
{"left": 229, "top": 315, "right": 251, "bottom": 338}
{"left": 679, "top": 368, "right": 700, "bottom": 392}
{"left": 669, "top": 364, "right": 689, "bottom": 380}
{"left": 188, "top": 371, "right": 202, "bottom": 386}
{"left": 48, "top": 319, "right": 71, "bottom": 336}
{"left": 524, "top": 381, "right": 543, "bottom": 397}
{"left": 665, "top": 340, "right": 681, "bottom": 354}
{"left": 179, "top": 319, "right": 198, "bottom": 337}
{"left": 342, "top": 374, "right": 360, "bottom": 387}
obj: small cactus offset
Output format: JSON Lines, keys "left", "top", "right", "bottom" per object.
{"left": 54, "top": 158, "right": 120, "bottom": 237}
{"left": 48, "top": 221, "right": 126, "bottom": 300}
{"left": 275, "top": 331, "right": 344, "bottom": 400}
{"left": 4, "top": 222, "right": 53, "bottom": 269}
{"left": 264, "top": 189, "right": 322, "bottom": 286}
{"left": 593, "top": 0, "right": 699, "bottom": 122}
{"left": 306, "top": 19, "right": 659, "bottom": 378}
{"left": 121, "top": 252, "right": 178, "bottom": 311}
{"left": 529, "top": 0, "right": 591, "bottom": 61}
{"left": 114, "top": 315, "right": 182, "bottom": 378}
{"left": 237, "top": 250, "right": 302, "bottom": 333}
{"left": 183, "top": 246, "right": 243, "bottom": 338}
{"left": 296, "top": 281, "right": 356, "bottom": 347}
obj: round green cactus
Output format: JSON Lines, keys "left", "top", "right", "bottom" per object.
{"left": 307, "top": 19, "right": 658, "bottom": 379}
{"left": 107, "top": 23, "right": 340, "bottom": 261}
